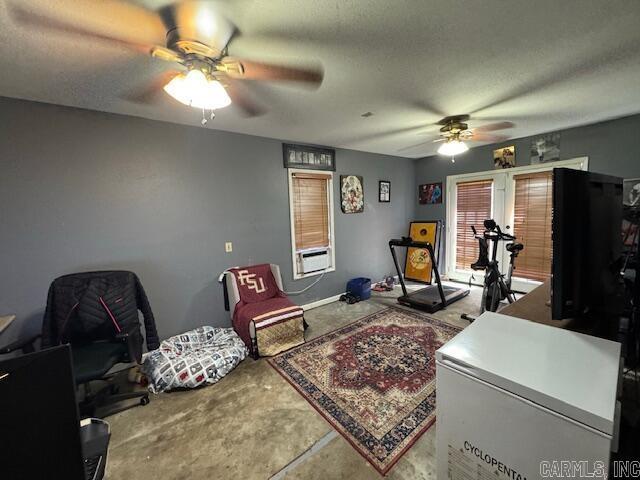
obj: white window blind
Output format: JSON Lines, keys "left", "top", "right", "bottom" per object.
{"left": 455, "top": 179, "right": 493, "bottom": 270}
{"left": 512, "top": 171, "right": 553, "bottom": 282}
{"left": 291, "top": 172, "right": 331, "bottom": 251}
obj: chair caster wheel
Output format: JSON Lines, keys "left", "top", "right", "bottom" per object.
{"left": 140, "top": 396, "right": 150, "bottom": 406}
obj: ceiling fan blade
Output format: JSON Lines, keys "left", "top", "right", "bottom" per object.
{"left": 150, "top": 46, "right": 184, "bottom": 63}
{"left": 410, "top": 100, "right": 448, "bottom": 119}
{"left": 437, "top": 114, "right": 470, "bottom": 126}
{"left": 160, "top": 1, "right": 238, "bottom": 54}
{"left": 417, "top": 125, "right": 446, "bottom": 136}
{"left": 473, "top": 121, "right": 515, "bottom": 132}
{"left": 8, "top": 1, "right": 165, "bottom": 54}
{"left": 221, "top": 57, "right": 324, "bottom": 86}
{"left": 224, "top": 80, "right": 267, "bottom": 117}
{"left": 122, "top": 71, "right": 182, "bottom": 104}
{"left": 470, "top": 133, "right": 510, "bottom": 143}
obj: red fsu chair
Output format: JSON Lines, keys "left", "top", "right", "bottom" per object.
{"left": 222, "top": 264, "right": 305, "bottom": 358}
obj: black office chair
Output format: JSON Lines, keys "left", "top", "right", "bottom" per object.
{"left": 73, "top": 323, "right": 149, "bottom": 418}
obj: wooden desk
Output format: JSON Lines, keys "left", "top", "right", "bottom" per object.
{"left": 500, "top": 280, "right": 575, "bottom": 329}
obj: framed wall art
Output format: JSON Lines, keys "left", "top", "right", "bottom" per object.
{"left": 340, "top": 175, "right": 364, "bottom": 213}
{"left": 418, "top": 182, "right": 443, "bottom": 204}
{"left": 530, "top": 133, "right": 560, "bottom": 164}
{"left": 378, "top": 180, "right": 390, "bottom": 202}
{"left": 283, "top": 143, "right": 335, "bottom": 171}
{"left": 623, "top": 178, "right": 640, "bottom": 206}
{"left": 493, "top": 145, "right": 515, "bottom": 169}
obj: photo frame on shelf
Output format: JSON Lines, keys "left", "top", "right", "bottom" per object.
{"left": 404, "top": 221, "right": 441, "bottom": 284}
{"left": 378, "top": 180, "right": 390, "bottom": 202}
{"left": 283, "top": 143, "right": 336, "bottom": 171}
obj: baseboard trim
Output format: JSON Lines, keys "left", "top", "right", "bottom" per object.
{"left": 302, "top": 293, "right": 343, "bottom": 311}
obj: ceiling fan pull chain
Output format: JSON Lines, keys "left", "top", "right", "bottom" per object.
{"left": 200, "top": 109, "right": 216, "bottom": 126}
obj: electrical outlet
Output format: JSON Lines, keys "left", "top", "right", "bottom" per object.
{"left": 225, "top": 242, "right": 233, "bottom": 253}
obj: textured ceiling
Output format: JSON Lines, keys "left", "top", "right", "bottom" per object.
{"left": 1, "top": 0, "right": 640, "bottom": 158}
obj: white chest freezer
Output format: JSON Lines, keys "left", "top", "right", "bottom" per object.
{"left": 436, "top": 312, "right": 621, "bottom": 480}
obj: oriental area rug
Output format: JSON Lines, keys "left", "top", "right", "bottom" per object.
{"left": 268, "top": 307, "right": 462, "bottom": 474}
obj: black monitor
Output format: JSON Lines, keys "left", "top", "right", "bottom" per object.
{"left": 0, "top": 345, "right": 86, "bottom": 480}
{"left": 551, "top": 168, "right": 623, "bottom": 323}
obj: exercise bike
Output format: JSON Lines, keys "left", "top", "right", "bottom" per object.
{"left": 461, "top": 219, "right": 524, "bottom": 321}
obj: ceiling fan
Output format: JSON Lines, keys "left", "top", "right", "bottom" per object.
{"left": 400, "top": 114, "right": 514, "bottom": 158}
{"left": 8, "top": 1, "right": 324, "bottom": 123}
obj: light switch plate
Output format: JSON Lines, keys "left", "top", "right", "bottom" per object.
{"left": 225, "top": 242, "right": 233, "bottom": 253}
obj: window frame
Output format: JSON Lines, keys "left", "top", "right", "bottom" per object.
{"left": 445, "top": 157, "right": 588, "bottom": 291}
{"left": 288, "top": 168, "right": 336, "bottom": 280}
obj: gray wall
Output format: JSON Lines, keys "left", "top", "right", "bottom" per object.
{"left": 0, "top": 96, "right": 415, "bottom": 343}
{"left": 414, "top": 113, "right": 640, "bottom": 271}
{"left": 415, "top": 113, "right": 640, "bottom": 222}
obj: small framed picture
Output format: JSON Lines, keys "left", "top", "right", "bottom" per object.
{"left": 418, "top": 182, "right": 443, "bottom": 204}
{"left": 379, "top": 180, "right": 390, "bottom": 203}
{"left": 624, "top": 178, "right": 640, "bottom": 206}
{"left": 530, "top": 133, "right": 560, "bottom": 164}
{"left": 493, "top": 145, "right": 515, "bottom": 169}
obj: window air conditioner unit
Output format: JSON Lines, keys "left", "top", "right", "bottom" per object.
{"left": 299, "top": 248, "right": 330, "bottom": 274}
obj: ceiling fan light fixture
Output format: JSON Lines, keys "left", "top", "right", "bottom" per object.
{"left": 437, "top": 139, "right": 469, "bottom": 156}
{"left": 163, "top": 69, "right": 231, "bottom": 110}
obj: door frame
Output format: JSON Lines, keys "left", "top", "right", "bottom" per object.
{"left": 445, "top": 157, "right": 589, "bottom": 291}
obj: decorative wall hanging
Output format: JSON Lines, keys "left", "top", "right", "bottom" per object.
{"left": 340, "top": 175, "right": 364, "bottom": 213}
{"left": 418, "top": 182, "right": 443, "bottom": 204}
{"left": 493, "top": 145, "right": 516, "bottom": 169}
{"left": 378, "top": 180, "right": 391, "bottom": 203}
{"left": 283, "top": 143, "right": 335, "bottom": 171}
{"left": 404, "top": 221, "right": 441, "bottom": 283}
{"left": 530, "top": 133, "right": 560, "bottom": 164}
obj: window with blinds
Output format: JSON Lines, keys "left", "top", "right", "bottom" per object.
{"left": 291, "top": 171, "right": 331, "bottom": 251}
{"left": 512, "top": 171, "right": 553, "bottom": 282}
{"left": 455, "top": 179, "right": 493, "bottom": 270}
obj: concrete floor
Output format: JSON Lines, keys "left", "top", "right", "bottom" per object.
{"left": 106, "top": 283, "right": 482, "bottom": 479}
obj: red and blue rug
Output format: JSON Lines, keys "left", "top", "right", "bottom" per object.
{"left": 268, "top": 307, "right": 462, "bottom": 474}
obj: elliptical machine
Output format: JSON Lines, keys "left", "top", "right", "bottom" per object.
{"left": 461, "top": 219, "right": 524, "bottom": 321}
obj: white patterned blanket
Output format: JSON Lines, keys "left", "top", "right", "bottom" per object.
{"left": 142, "top": 326, "right": 247, "bottom": 393}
